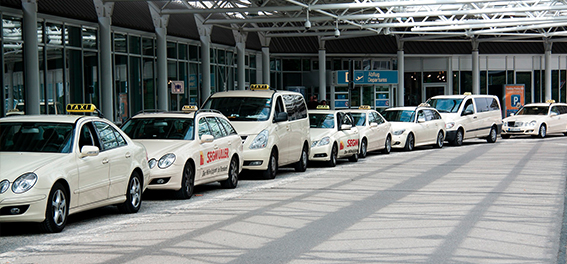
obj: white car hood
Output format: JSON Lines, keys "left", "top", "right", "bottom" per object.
{"left": 504, "top": 115, "right": 540, "bottom": 123}
{"left": 133, "top": 140, "right": 190, "bottom": 159}
{"left": 440, "top": 113, "right": 459, "bottom": 122}
{"left": 310, "top": 129, "right": 335, "bottom": 140}
{"left": 230, "top": 121, "right": 269, "bottom": 136}
{"left": 0, "top": 152, "right": 64, "bottom": 181}
{"left": 389, "top": 121, "right": 416, "bottom": 131}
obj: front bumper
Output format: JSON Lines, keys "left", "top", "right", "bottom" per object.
{"left": 391, "top": 134, "right": 408, "bottom": 149}
{"left": 146, "top": 164, "right": 183, "bottom": 191}
{"left": 0, "top": 193, "right": 47, "bottom": 223}
{"left": 242, "top": 147, "right": 271, "bottom": 171}
{"left": 501, "top": 126, "right": 537, "bottom": 136}
{"left": 309, "top": 144, "right": 332, "bottom": 162}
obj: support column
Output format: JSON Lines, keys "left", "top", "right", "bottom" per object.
{"left": 318, "top": 38, "right": 326, "bottom": 102}
{"left": 149, "top": 3, "right": 169, "bottom": 111}
{"left": 472, "top": 38, "right": 480, "bottom": 95}
{"left": 233, "top": 31, "right": 247, "bottom": 90}
{"left": 397, "top": 37, "right": 405, "bottom": 107}
{"left": 259, "top": 33, "right": 271, "bottom": 86}
{"left": 22, "top": 0, "right": 40, "bottom": 115}
{"left": 195, "top": 15, "right": 213, "bottom": 102}
{"left": 544, "top": 39, "right": 553, "bottom": 101}
{"left": 94, "top": 0, "right": 114, "bottom": 120}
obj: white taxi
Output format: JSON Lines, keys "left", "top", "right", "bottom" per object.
{"left": 347, "top": 106, "right": 392, "bottom": 158}
{"left": 502, "top": 100, "right": 567, "bottom": 138}
{"left": 121, "top": 106, "right": 243, "bottom": 199}
{"left": 382, "top": 104, "right": 446, "bottom": 151}
{"left": 0, "top": 104, "right": 150, "bottom": 233}
{"left": 308, "top": 106, "right": 360, "bottom": 167}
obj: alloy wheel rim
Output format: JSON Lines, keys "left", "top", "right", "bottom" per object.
{"left": 52, "top": 189, "right": 67, "bottom": 226}
{"left": 130, "top": 177, "right": 141, "bottom": 207}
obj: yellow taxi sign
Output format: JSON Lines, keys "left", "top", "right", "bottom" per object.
{"left": 316, "top": 105, "right": 330, "bottom": 110}
{"left": 546, "top": 99, "right": 556, "bottom": 103}
{"left": 182, "top": 105, "right": 198, "bottom": 112}
{"left": 418, "top": 103, "right": 431, "bottom": 107}
{"left": 250, "top": 84, "right": 270, "bottom": 90}
{"left": 463, "top": 92, "right": 472, "bottom": 95}
{"left": 66, "top": 104, "right": 97, "bottom": 113}
{"left": 359, "top": 105, "right": 371, "bottom": 110}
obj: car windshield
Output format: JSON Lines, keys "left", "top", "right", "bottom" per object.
{"left": 383, "top": 110, "right": 416, "bottom": 122}
{"left": 309, "top": 113, "right": 335, "bottom": 128}
{"left": 202, "top": 97, "right": 271, "bottom": 121}
{"left": 122, "top": 118, "right": 195, "bottom": 140}
{"left": 427, "top": 98, "right": 463, "bottom": 113}
{"left": 0, "top": 122, "right": 74, "bottom": 153}
{"left": 517, "top": 106, "right": 549, "bottom": 115}
{"left": 350, "top": 113, "right": 366, "bottom": 126}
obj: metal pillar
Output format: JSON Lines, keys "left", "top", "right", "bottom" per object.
{"left": 472, "top": 38, "right": 480, "bottom": 95}
{"left": 259, "top": 33, "right": 271, "bottom": 86}
{"left": 201, "top": 35, "right": 211, "bottom": 101}
{"left": 94, "top": 0, "right": 114, "bottom": 120}
{"left": 397, "top": 38, "right": 405, "bottom": 107}
{"left": 149, "top": 3, "right": 170, "bottom": 111}
{"left": 318, "top": 39, "right": 326, "bottom": 102}
{"left": 234, "top": 31, "right": 247, "bottom": 90}
{"left": 22, "top": 0, "right": 40, "bottom": 115}
{"left": 545, "top": 39, "right": 553, "bottom": 101}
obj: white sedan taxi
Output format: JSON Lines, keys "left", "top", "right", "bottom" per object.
{"left": 382, "top": 104, "right": 446, "bottom": 151}
{"left": 308, "top": 105, "right": 360, "bottom": 167}
{"left": 502, "top": 100, "right": 567, "bottom": 138}
{"left": 0, "top": 104, "right": 150, "bottom": 233}
{"left": 347, "top": 105, "right": 392, "bottom": 158}
{"left": 121, "top": 106, "right": 243, "bottom": 199}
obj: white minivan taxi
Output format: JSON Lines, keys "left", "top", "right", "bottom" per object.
{"left": 426, "top": 93, "right": 502, "bottom": 145}
{"left": 202, "top": 86, "right": 310, "bottom": 179}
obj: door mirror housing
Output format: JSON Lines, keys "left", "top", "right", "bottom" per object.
{"left": 80, "top": 145, "right": 99, "bottom": 157}
{"left": 340, "top": 124, "right": 352, "bottom": 130}
{"left": 274, "top": 112, "right": 288, "bottom": 122}
{"left": 200, "top": 134, "right": 214, "bottom": 143}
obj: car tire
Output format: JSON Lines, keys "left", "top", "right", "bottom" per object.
{"left": 220, "top": 156, "right": 239, "bottom": 189}
{"left": 452, "top": 129, "right": 463, "bottom": 146}
{"left": 382, "top": 135, "right": 392, "bottom": 154}
{"left": 326, "top": 144, "right": 338, "bottom": 167}
{"left": 39, "top": 183, "right": 68, "bottom": 233}
{"left": 294, "top": 144, "right": 308, "bottom": 172}
{"left": 359, "top": 138, "right": 368, "bottom": 158}
{"left": 486, "top": 126, "right": 498, "bottom": 143}
{"left": 404, "top": 133, "right": 415, "bottom": 151}
{"left": 174, "top": 162, "right": 195, "bottom": 199}
{"left": 117, "top": 171, "right": 143, "bottom": 213}
{"left": 434, "top": 131, "right": 444, "bottom": 148}
{"left": 348, "top": 152, "right": 359, "bottom": 162}
{"left": 538, "top": 124, "right": 547, "bottom": 138}
{"left": 262, "top": 150, "right": 278, "bottom": 179}
{"left": 501, "top": 134, "right": 511, "bottom": 139}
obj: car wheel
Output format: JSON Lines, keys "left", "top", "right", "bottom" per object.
{"left": 174, "top": 162, "right": 195, "bottom": 199}
{"left": 382, "top": 135, "right": 392, "bottom": 154}
{"left": 348, "top": 152, "right": 359, "bottom": 162}
{"left": 501, "top": 134, "right": 511, "bottom": 139}
{"left": 538, "top": 124, "right": 547, "bottom": 138}
{"left": 452, "top": 129, "right": 463, "bottom": 146}
{"left": 486, "top": 126, "right": 498, "bottom": 143}
{"left": 434, "top": 131, "right": 444, "bottom": 148}
{"left": 262, "top": 150, "right": 278, "bottom": 179}
{"left": 220, "top": 156, "right": 239, "bottom": 189}
{"left": 326, "top": 144, "right": 338, "bottom": 167}
{"left": 359, "top": 138, "right": 368, "bottom": 158}
{"left": 294, "top": 144, "right": 308, "bottom": 172}
{"left": 39, "top": 183, "right": 68, "bottom": 233}
{"left": 118, "top": 171, "right": 143, "bottom": 213}
{"left": 404, "top": 133, "right": 415, "bottom": 151}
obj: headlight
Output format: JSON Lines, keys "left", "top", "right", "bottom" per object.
{"left": 311, "top": 140, "right": 318, "bottom": 147}
{"left": 148, "top": 158, "right": 157, "bottom": 169}
{"left": 0, "top": 179, "right": 9, "bottom": 194}
{"left": 445, "top": 122, "right": 455, "bottom": 129}
{"left": 12, "top": 173, "right": 37, "bottom": 194}
{"left": 393, "top": 129, "right": 406, "bottom": 136}
{"left": 528, "top": 120, "right": 537, "bottom": 127}
{"left": 317, "top": 136, "right": 330, "bottom": 146}
{"left": 158, "top": 153, "right": 176, "bottom": 169}
{"left": 250, "top": 130, "right": 269, "bottom": 149}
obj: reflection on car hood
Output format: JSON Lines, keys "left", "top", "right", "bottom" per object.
{"left": 0, "top": 152, "right": 64, "bottom": 181}
{"left": 229, "top": 121, "right": 269, "bottom": 136}
{"left": 389, "top": 121, "right": 417, "bottom": 130}
{"left": 504, "top": 115, "right": 542, "bottom": 122}
{"left": 310, "top": 128, "right": 335, "bottom": 140}
{"left": 133, "top": 140, "right": 191, "bottom": 159}
{"left": 439, "top": 113, "right": 459, "bottom": 121}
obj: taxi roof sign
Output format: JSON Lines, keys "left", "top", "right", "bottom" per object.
{"left": 359, "top": 105, "right": 372, "bottom": 110}
{"left": 418, "top": 103, "right": 431, "bottom": 107}
{"left": 182, "top": 105, "right": 198, "bottom": 112}
{"left": 250, "top": 84, "right": 270, "bottom": 90}
{"left": 66, "top": 104, "right": 97, "bottom": 113}
{"left": 316, "top": 105, "right": 330, "bottom": 110}
{"left": 546, "top": 99, "right": 556, "bottom": 103}
{"left": 463, "top": 92, "right": 472, "bottom": 95}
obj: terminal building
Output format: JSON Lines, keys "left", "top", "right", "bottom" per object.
{"left": 1, "top": 0, "right": 566, "bottom": 122}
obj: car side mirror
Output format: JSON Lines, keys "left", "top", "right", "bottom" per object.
{"left": 370, "top": 122, "right": 378, "bottom": 127}
{"left": 200, "top": 134, "right": 214, "bottom": 143}
{"left": 462, "top": 110, "right": 473, "bottom": 116}
{"left": 551, "top": 112, "right": 558, "bottom": 117}
{"left": 274, "top": 112, "right": 288, "bottom": 122}
{"left": 417, "top": 116, "right": 426, "bottom": 123}
{"left": 340, "top": 124, "right": 352, "bottom": 130}
{"left": 80, "top": 145, "right": 99, "bottom": 157}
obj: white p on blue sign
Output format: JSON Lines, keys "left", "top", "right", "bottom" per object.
{"left": 171, "top": 81, "right": 185, "bottom": 94}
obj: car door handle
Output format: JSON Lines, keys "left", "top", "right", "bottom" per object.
{"left": 102, "top": 158, "right": 109, "bottom": 164}
{"left": 473, "top": 116, "right": 478, "bottom": 119}
{"left": 125, "top": 152, "right": 131, "bottom": 158}
{"left": 213, "top": 144, "right": 219, "bottom": 149}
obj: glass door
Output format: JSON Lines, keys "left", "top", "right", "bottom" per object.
{"left": 423, "top": 84, "right": 446, "bottom": 102}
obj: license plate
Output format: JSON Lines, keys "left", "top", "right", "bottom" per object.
{"left": 508, "top": 128, "right": 521, "bottom": 132}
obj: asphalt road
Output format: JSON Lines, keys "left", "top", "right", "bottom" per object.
{"left": 2, "top": 135, "right": 567, "bottom": 263}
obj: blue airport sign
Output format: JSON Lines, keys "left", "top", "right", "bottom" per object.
{"left": 337, "top": 70, "right": 398, "bottom": 85}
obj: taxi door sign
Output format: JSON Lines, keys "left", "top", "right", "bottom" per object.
{"left": 200, "top": 151, "right": 205, "bottom": 165}
{"left": 504, "top": 84, "right": 524, "bottom": 117}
